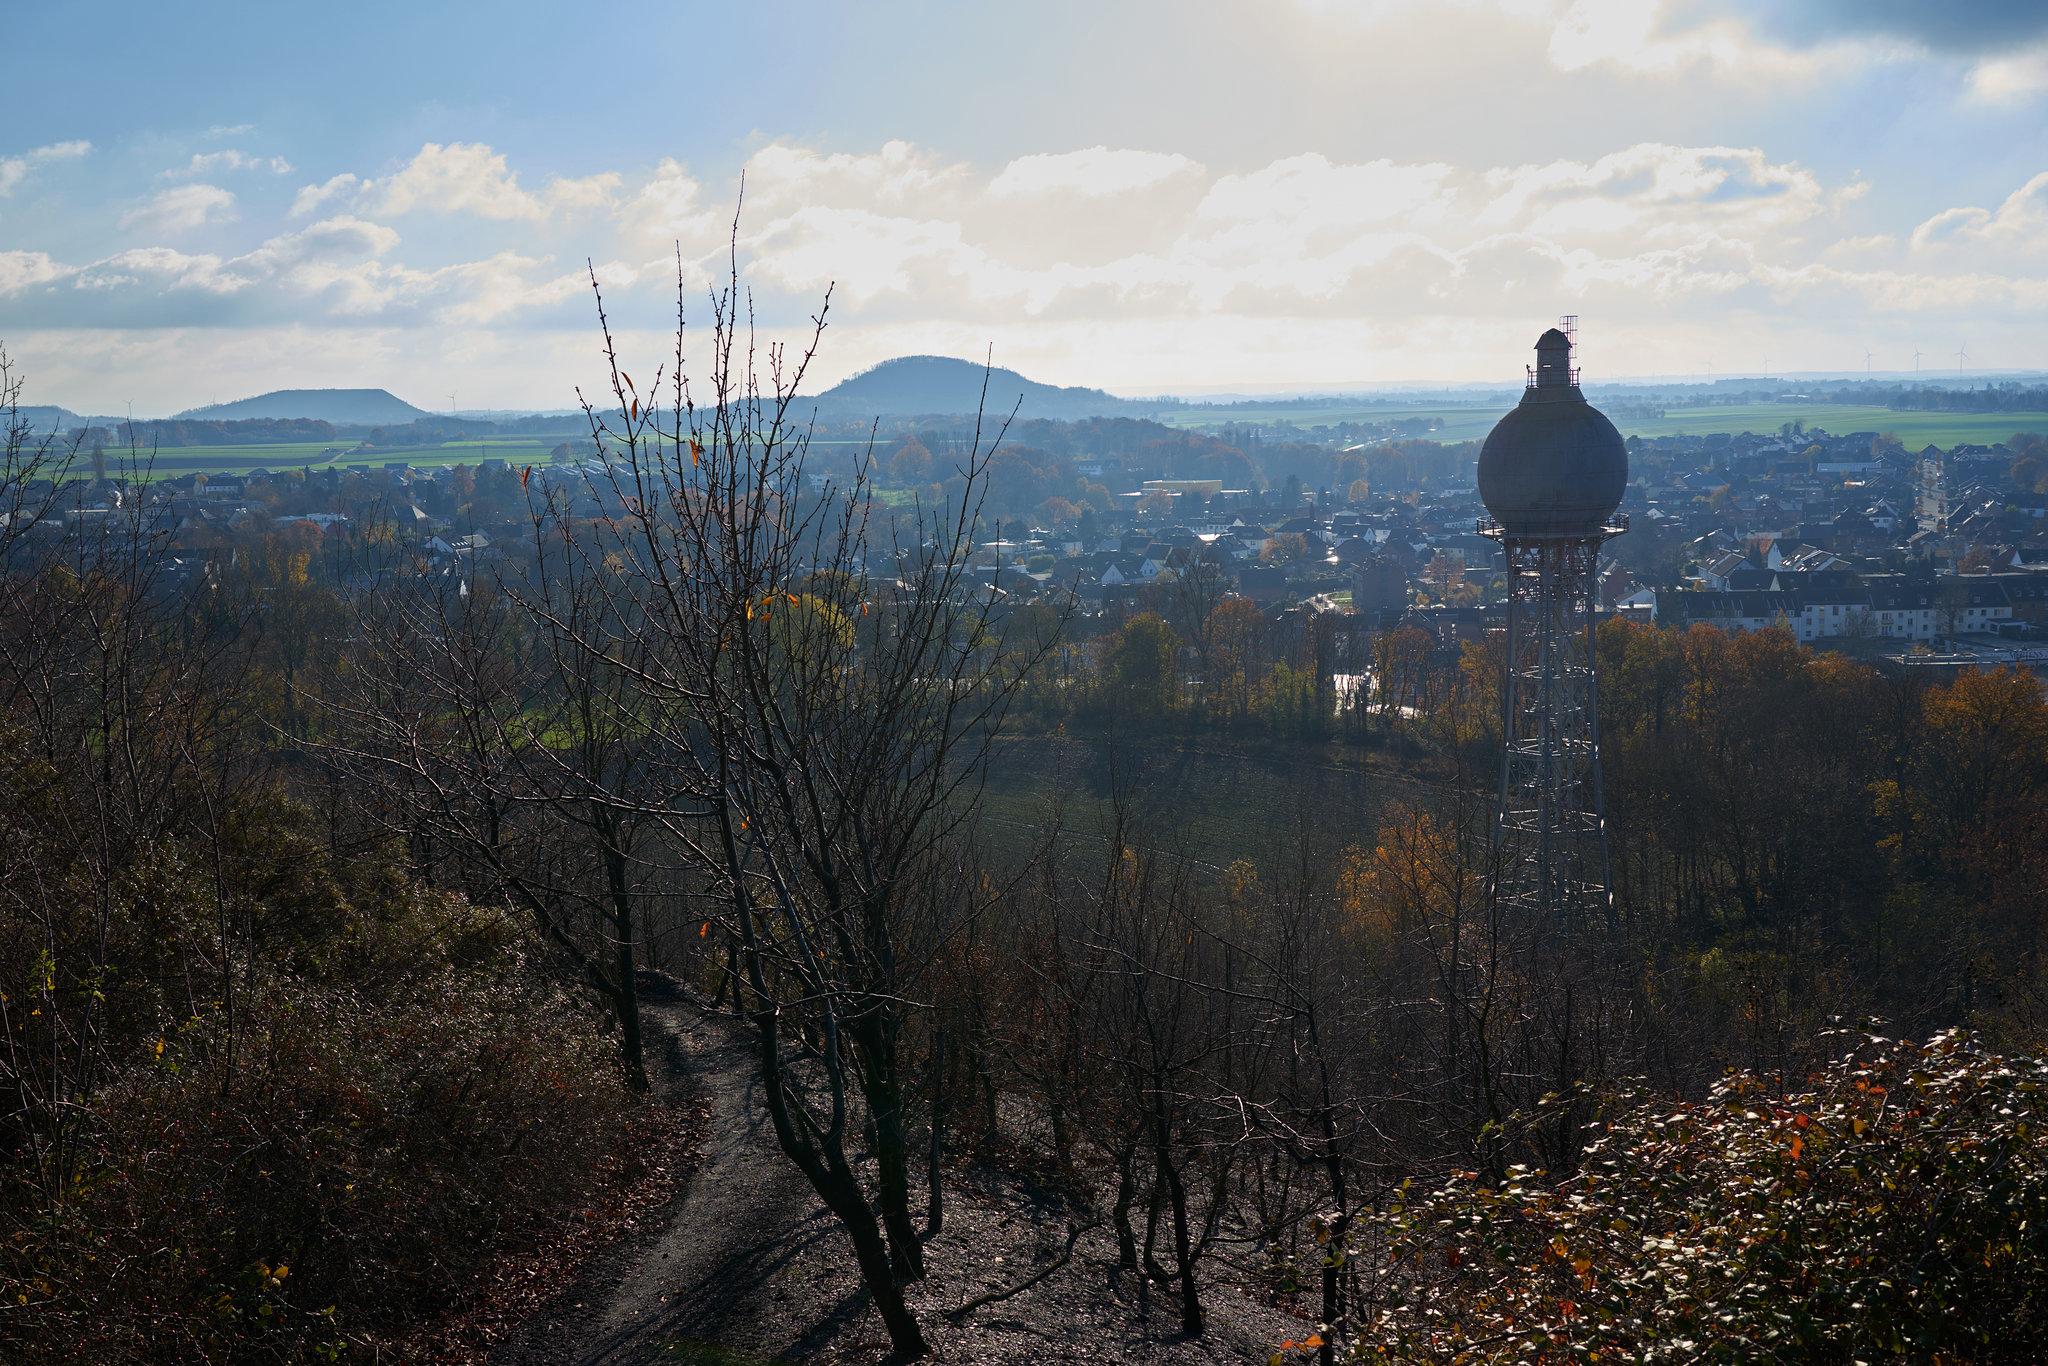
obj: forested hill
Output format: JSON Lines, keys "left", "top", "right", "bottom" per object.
{"left": 810, "top": 355, "right": 1155, "bottom": 420}
{"left": 175, "top": 388, "right": 434, "bottom": 424}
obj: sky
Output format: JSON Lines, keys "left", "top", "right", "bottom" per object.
{"left": 5, "top": 0, "right": 2048, "bottom": 414}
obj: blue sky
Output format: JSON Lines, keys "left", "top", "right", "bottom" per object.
{"left": 6, "top": 0, "right": 2048, "bottom": 413}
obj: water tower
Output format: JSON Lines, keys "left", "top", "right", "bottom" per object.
{"left": 1477, "top": 320, "right": 1628, "bottom": 922}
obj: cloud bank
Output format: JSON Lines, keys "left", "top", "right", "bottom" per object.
{"left": 8, "top": 124, "right": 2048, "bottom": 406}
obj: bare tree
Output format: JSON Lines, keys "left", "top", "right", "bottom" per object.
{"left": 529, "top": 247, "right": 1056, "bottom": 1357}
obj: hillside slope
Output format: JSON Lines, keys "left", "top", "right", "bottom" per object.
{"left": 176, "top": 388, "right": 433, "bottom": 424}
{"left": 812, "top": 355, "right": 1150, "bottom": 420}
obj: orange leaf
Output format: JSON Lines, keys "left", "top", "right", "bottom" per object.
{"left": 690, "top": 440, "right": 702, "bottom": 466}
{"left": 1788, "top": 1134, "right": 1805, "bottom": 1160}
{"left": 700, "top": 922, "right": 709, "bottom": 938}
{"left": 1303, "top": 1334, "right": 1324, "bottom": 1349}
{"left": 519, "top": 466, "right": 531, "bottom": 489}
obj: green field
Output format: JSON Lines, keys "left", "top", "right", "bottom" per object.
{"left": 83, "top": 433, "right": 885, "bottom": 481}
{"left": 78, "top": 437, "right": 566, "bottom": 481}
{"left": 1163, "top": 400, "right": 2048, "bottom": 451}
{"left": 975, "top": 735, "right": 1418, "bottom": 876}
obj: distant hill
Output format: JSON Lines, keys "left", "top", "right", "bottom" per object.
{"left": 811, "top": 356, "right": 1148, "bottom": 421}
{"left": 176, "top": 388, "right": 433, "bottom": 424}
{"left": 10, "top": 405, "right": 82, "bottom": 435}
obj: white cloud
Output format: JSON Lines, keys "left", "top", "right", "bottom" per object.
{"left": 988, "top": 148, "right": 1202, "bottom": 198}
{"left": 0, "top": 214, "right": 601, "bottom": 334}
{"left": 168, "top": 150, "right": 293, "bottom": 179}
{"left": 744, "top": 140, "right": 964, "bottom": 207}
{"left": 617, "top": 158, "right": 721, "bottom": 251}
{"left": 1911, "top": 172, "right": 2048, "bottom": 251}
{"left": 1969, "top": 49, "right": 2048, "bottom": 101}
{"left": 1478, "top": 143, "right": 1822, "bottom": 233}
{"left": 363, "top": 142, "right": 620, "bottom": 221}
{"left": 0, "top": 251, "right": 68, "bottom": 292}
{"left": 1198, "top": 154, "right": 1456, "bottom": 229}
{"left": 290, "top": 173, "right": 363, "bottom": 218}
{"left": 120, "top": 184, "right": 238, "bottom": 233}
{"left": 0, "top": 140, "right": 91, "bottom": 196}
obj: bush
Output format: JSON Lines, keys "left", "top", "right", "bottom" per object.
{"left": 0, "top": 789, "right": 643, "bottom": 1364}
{"left": 1338, "top": 1031, "right": 2048, "bottom": 1363}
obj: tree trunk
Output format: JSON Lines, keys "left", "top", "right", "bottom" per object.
{"left": 1154, "top": 1097, "right": 1203, "bottom": 1336}
{"left": 1112, "top": 1140, "right": 1140, "bottom": 1272}
{"left": 601, "top": 833, "right": 649, "bottom": 1092}
{"left": 856, "top": 1015, "right": 927, "bottom": 1282}
{"left": 926, "top": 1026, "right": 946, "bottom": 1237}
{"left": 751, "top": 1007, "right": 930, "bottom": 1359}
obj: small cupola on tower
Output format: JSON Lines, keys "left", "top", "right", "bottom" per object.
{"left": 1533, "top": 327, "right": 1573, "bottom": 388}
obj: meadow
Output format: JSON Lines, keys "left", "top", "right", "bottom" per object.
{"left": 974, "top": 734, "right": 1413, "bottom": 876}
{"left": 1163, "top": 399, "right": 2048, "bottom": 450}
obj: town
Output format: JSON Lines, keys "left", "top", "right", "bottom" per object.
{"left": 21, "top": 399, "right": 2048, "bottom": 710}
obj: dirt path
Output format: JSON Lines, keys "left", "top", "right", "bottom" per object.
{"left": 491, "top": 977, "right": 833, "bottom": 1366}
{"left": 493, "top": 976, "right": 1291, "bottom": 1366}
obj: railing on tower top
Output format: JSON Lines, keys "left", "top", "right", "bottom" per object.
{"left": 1475, "top": 513, "right": 1629, "bottom": 539}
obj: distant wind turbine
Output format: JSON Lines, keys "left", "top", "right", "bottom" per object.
{"left": 1956, "top": 343, "right": 1969, "bottom": 375}
{"left": 1865, "top": 348, "right": 1874, "bottom": 376}
{"left": 1913, "top": 344, "right": 1924, "bottom": 376}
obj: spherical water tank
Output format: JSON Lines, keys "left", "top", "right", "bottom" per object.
{"left": 1477, "top": 328, "right": 1628, "bottom": 538}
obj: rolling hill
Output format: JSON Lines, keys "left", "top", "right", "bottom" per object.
{"left": 811, "top": 356, "right": 1150, "bottom": 420}
{"left": 175, "top": 388, "right": 434, "bottom": 424}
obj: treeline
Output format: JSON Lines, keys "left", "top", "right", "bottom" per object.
{"left": 1887, "top": 382, "right": 2048, "bottom": 413}
{"left": 87, "top": 417, "right": 340, "bottom": 447}
{"left": 68, "top": 413, "right": 598, "bottom": 453}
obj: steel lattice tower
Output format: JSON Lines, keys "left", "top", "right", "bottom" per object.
{"left": 1476, "top": 323, "right": 1629, "bottom": 922}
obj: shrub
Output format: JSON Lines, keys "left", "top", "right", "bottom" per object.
{"left": 1336, "top": 1031, "right": 2048, "bottom": 1363}
{"left": 0, "top": 790, "right": 643, "bottom": 1364}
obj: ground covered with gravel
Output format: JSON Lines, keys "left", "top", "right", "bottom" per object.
{"left": 486, "top": 978, "right": 1306, "bottom": 1365}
